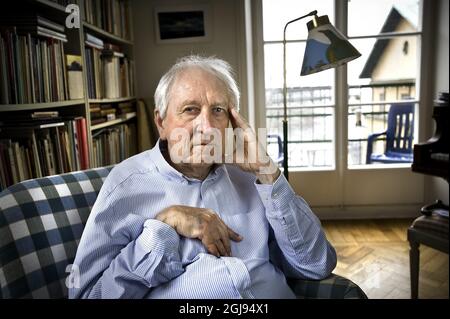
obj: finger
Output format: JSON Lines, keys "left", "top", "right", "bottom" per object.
{"left": 230, "top": 108, "right": 250, "bottom": 130}
{"left": 215, "top": 240, "right": 228, "bottom": 257}
{"left": 206, "top": 244, "right": 220, "bottom": 257}
{"left": 217, "top": 227, "right": 231, "bottom": 256}
{"left": 207, "top": 217, "right": 231, "bottom": 256}
{"left": 232, "top": 147, "right": 248, "bottom": 167}
{"left": 227, "top": 227, "right": 243, "bottom": 242}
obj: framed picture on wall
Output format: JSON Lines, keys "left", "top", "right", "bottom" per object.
{"left": 154, "top": 4, "right": 212, "bottom": 44}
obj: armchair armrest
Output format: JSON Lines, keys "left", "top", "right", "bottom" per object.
{"left": 287, "top": 274, "right": 368, "bottom": 299}
{"left": 366, "top": 131, "right": 387, "bottom": 164}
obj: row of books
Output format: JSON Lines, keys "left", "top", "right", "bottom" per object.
{"left": 84, "top": 0, "right": 132, "bottom": 40}
{"left": 84, "top": 33, "right": 134, "bottom": 99}
{"left": 0, "top": 16, "right": 69, "bottom": 104}
{"left": 0, "top": 116, "right": 89, "bottom": 190}
{"left": 91, "top": 122, "right": 136, "bottom": 168}
{"left": 90, "top": 101, "right": 135, "bottom": 125}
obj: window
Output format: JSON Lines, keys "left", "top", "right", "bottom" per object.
{"left": 403, "top": 40, "right": 409, "bottom": 54}
{"left": 262, "top": 0, "right": 421, "bottom": 169}
{"left": 347, "top": 0, "right": 420, "bottom": 166}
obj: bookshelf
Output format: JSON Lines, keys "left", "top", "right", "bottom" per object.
{"left": 90, "top": 113, "right": 136, "bottom": 131}
{"left": 88, "top": 96, "right": 136, "bottom": 103}
{"left": 0, "top": 99, "right": 86, "bottom": 111}
{"left": 0, "top": 0, "right": 138, "bottom": 190}
{"left": 83, "top": 22, "right": 133, "bottom": 45}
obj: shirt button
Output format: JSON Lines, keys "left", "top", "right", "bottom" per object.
{"left": 273, "top": 193, "right": 278, "bottom": 198}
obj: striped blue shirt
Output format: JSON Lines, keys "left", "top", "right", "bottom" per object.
{"left": 69, "top": 140, "right": 336, "bottom": 299}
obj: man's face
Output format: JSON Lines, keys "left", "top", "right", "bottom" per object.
{"left": 155, "top": 67, "right": 231, "bottom": 166}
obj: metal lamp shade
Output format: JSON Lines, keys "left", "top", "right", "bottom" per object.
{"left": 301, "top": 15, "right": 361, "bottom": 76}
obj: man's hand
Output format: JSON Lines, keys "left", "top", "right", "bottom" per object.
{"left": 155, "top": 205, "right": 243, "bottom": 257}
{"left": 228, "top": 108, "right": 281, "bottom": 184}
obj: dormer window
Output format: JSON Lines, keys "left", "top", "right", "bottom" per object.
{"left": 403, "top": 41, "right": 409, "bottom": 55}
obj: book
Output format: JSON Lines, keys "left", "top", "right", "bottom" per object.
{"left": 15, "top": 25, "right": 67, "bottom": 42}
{"left": 78, "top": 118, "right": 89, "bottom": 170}
{"left": 66, "top": 54, "right": 84, "bottom": 99}
{"left": 85, "top": 33, "right": 104, "bottom": 47}
{"left": 100, "top": 108, "right": 116, "bottom": 115}
{"left": 0, "top": 14, "right": 65, "bottom": 33}
{"left": 37, "top": 16, "right": 65, "bottom": 33}
{"left": 120, "top": 111, "right": 136, "bottom": 119}
{"left": 31, "top": 111, "right": 59, "bottom": 118}
{"left": 91, "top": 118, "right": 107, "bottom": 125}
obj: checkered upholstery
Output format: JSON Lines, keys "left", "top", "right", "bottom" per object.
{"left": 0, "top": 165, "right": 367, "bottom": 299}
{"left": 0, "top": 166, "right": 113, "bottom": 299}
{"left": 288, "top": 274, "right": 368, "bottom": 299}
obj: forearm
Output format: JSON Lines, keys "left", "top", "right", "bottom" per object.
{"left": 70, "top": 219, "right": 184, "bottom": 299}
{"left": 255, "top": 174, "right": 337, "bottom": 279}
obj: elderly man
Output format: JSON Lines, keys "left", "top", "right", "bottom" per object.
{"left": 69, "top": 55, "right": 336, "bottom": 299}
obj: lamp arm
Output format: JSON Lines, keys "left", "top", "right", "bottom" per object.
{"left": 282, "top": 10, "right": 317, "bottom": 180}
{"left": 283, "top": 10, "right": 318, "bottom": 37}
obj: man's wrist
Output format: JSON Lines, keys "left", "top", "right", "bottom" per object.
{"left": 156, "top": 206, "right": 178, "bottom": 229}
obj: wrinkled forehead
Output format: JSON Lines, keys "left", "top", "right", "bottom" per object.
{"left": 169, "top": 67, "right": 230, "bottom": 100}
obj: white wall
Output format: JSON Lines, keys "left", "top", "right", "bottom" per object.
{"left": 425, "top": 0, "right": 449, "bottom": 205}
{"left": 132, "top": 0, "right": 248, "bottom": 128}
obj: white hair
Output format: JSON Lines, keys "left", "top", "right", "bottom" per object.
{"left": 154, "top": 55, "right": 240, "bottom": 119}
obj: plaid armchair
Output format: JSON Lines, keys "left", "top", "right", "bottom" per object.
{"left": 0, "top": 166, "right": 367, "bottom": 299}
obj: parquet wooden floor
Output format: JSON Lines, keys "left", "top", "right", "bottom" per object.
{"left": 322, "top": 219, "right": 449, "bottom": 299}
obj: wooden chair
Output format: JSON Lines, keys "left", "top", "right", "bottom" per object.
{"left": 407, "top": 200, "right": 449, "bottom": 299}
{"left": 366, "top": 102, "right": 415, "bottom": 164}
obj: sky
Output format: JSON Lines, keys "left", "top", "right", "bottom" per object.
{"left": 262, "top": 0, "right": 420, "bottom": 89}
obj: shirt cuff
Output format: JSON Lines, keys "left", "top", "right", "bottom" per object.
{"left": 136, "top": 219, "right": 180, "bottom": 256}
{"left": 255, "top": 172, "right": 296, "bottom": 214}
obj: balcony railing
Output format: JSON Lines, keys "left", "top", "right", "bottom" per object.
{"left": 265, "top": 82, "right": 416, "bottom": 167}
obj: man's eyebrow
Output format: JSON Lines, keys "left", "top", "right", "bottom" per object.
{"left": 211, "top": 102, "right": 229, "bottom": 107}
{"left": 178, "top": 99, "right": 229, "bottom": 107}
{"left": 180, "top": 99, "right": 201, "bottom": 106}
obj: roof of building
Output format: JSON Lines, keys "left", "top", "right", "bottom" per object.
{"left": 359, "top": 6, "right": 417, "bottom": 79}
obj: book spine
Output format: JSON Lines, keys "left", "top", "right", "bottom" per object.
{"left": 30, "top": 131, "right": 42, "bottom": 178}
{"left": 7, "top": 141, "right": 19, "bottom": 184}
{"left": 13, "top": 141, "right": 25, "bottom": 182}
{"left": 0, "top": 143, "right": 8, "bottom": 190}
{"left": 27, "top": 34, "right": 36, "bottom": 103}
{"left": 78, "top": 118, "right": 89, "bottom": 170}
{"left": 71, "top": 120, "right": 81, "bottom": 171}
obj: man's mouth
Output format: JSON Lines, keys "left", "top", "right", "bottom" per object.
{"left": 193, "top": 142, "right": 213, "bottom": 146}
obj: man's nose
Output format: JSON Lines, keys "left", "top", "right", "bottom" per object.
{"left": 195, "top": 110, "right": 214, "bottom": 133}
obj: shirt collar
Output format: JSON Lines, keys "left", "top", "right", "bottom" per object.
{"left": 148, "top": 139, "right": 226, "bottom": 184}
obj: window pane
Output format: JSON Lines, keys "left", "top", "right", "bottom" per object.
{"left": 348, "top": 0, "right": 420, "bottom": 37}
{"left": 264, "top": 42, "right": 335, "bottom": 168}
{"left": 262, "top": 0, "right": 334, "bottom": 41}
{"left": 347, "top": 35, "right": 418, "bottom": 166}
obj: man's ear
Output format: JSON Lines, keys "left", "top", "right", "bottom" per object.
{"left": 154, "top": 110, "right": 167, "bottom": 140}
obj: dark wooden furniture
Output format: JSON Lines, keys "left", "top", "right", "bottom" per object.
{"left": 408, "top": 92, "right": 449, "bottom": 299}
